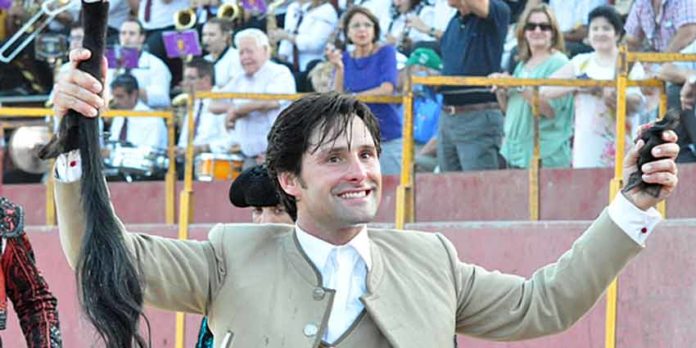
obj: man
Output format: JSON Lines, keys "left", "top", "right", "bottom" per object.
{"left": 625, "top": 0, "right": 696, "bottom": 53}
{"left": 53, "top": 47, "right": 680, "bottom": 347}
{"left": 210, "top": 28, "right": 296, "bottom": 168}
{"left": 0, "top": 197, "right": 62, "bottom": 347}
{"left": 137, "top": 0, "right": 188, "bottom": 86}
{"left": 202, "top": 18, "right": 242, "bottom": 89}
{"left": 660, "top": 38, "right": 696, "bottom": 162}
{"left": 196, "top": 165, "right": 295, "bottom": 348}
{"left": 436, "top": 0, "right": 509, "bottom": 171}
{"left": 177, "top": 58, "right": 234, "bottom": 156}
{"left": 108, "top": 74, "right": 168, "bottom": 151}
{"left": 106, "top": 18, "right": 172, "bottom": 109}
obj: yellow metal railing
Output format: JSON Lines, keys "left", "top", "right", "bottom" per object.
{"left": 0, "top": 107, "right": 177, "bottom": 225}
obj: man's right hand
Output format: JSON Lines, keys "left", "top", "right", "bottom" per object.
{"left": 681, "top": 76, "right": 696, "bottom": 110}
{"left": 52, "top": 49, "right": 107, "bottom": 118}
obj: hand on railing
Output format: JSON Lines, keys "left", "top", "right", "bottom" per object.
{"left": 488, "top": 72, "right": 510, "bottom": 93}
{"left": 602, "top": 88, "right": 617, "bottom": 110}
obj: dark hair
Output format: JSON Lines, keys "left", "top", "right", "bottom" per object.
{"left": 205, "top": 17, "right": 233, "bottom": 34}
{"left": 588, "top": 5, "right": 624, "bottom": 39}
{"left": 110, "top": 73, "right": 139, "bottom": 94}
{"left": 266, "top": 92, "right": 381, "bottom": 215}
{"left": 122, "top": 17, "right": 145, "bottom": 35}
{"left": 342, "top": 6, "right": 381, "bottom": 44}
{"left": 185, "top": 57, "right": 215, "bottom": 85}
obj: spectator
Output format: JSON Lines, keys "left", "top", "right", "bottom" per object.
{"left": 271, "top": 0, "right": 339, "bottom": 72}
{"left": 177, "top": 59, "right": 232, "bottom": 157}
{"left": 137, "top": 0, "right": 188, "bottom": 85}
{"left": 625, "top": 0, "right": 696, "bottom": 52}
{"left": 542, "top": 5, "right": 645, "bottom": 168}
{"left": 108, "top": 74, "right": 168, "bottom": 151}
{"left": 491, "top": 3, "right": 573, "bottom": 169}
{"left": 548, "top": 0, "right": 607, "bottom": 57}
{"left": 351, "top": 0, "right": 393, "bottom": 36}
{"left": 211, "top": 29, "right": 296, "bottom": 169}
{"left": 658, "top": 38, "right": 696, "bottom": 162}
{"left": 438, "top": 0, "right": 509, "bottom": 171}
{"left": 327, "top": 6, "right": 403, "bottom": 175}
{"left": 384, "top": 0, "right": 436, "bottom": 55}
{"left": 106, "top": 18, "right": 172, "bottom": 109}
{"left": 202, "top": 18, "right": 242, "bottom": 89}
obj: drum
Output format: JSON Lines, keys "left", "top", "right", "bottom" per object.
{"left": 195, "top": 153, "right": 243, "bottom": 181}
{"left": 104, "top": 142, "right": 169, "bottom": 179}
{"left": 8, "top": 126, "right": 51, "bottom": 174}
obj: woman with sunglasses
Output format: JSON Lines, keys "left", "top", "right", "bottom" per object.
{"left": 490, "top": 4, "right": 573, "bottom": 169}
{"left": 542, "top": 5, "right": 646, "bottom": 168}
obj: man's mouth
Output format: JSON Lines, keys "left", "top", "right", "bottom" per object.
{"left": 338, "top": 189, "right": 371, "bottom": 199}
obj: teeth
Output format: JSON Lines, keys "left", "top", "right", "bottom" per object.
{"left": 339, "top": 191, "right": 368, "bottom": 199}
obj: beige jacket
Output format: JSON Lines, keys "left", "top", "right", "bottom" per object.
{"left": 56, "top": 181, "right": 643, "bottom": 347}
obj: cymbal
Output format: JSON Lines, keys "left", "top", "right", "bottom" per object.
{"left": 9, "top": 126, "right": 51, "bottom": 174}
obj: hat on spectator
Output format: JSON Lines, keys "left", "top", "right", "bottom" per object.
{"left": 229, "top": 165, "right": 280, "bottom": 208}
{"left": 406, "top": 48, "right": 442, "bottom": 71}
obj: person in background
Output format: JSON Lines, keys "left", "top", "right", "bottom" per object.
{"left": 542, "top": 5, "right": 645, "bottom": 168}
{"left": 202, "top": 18, "right": 242, "bottom": 89}
{"left": 384, "top": 0, "right": 436, "bottom": 55}
{"left": 491, "top": 4, "right": 573, "bottom": 168}
{"left": 624, "top": 0, "right": 696, "bottom": 53}
{"left": 327, "top": 6, "right": 403, "bottom": 175}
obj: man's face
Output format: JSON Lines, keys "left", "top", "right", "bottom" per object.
{"left": 202, "top": 23, "right": 228, "bottom": 56}
{"left": 282, "top": 116, "right": 382, "bottom": 232}
{"left": 119, "top": 21, "right": 145, "bottom": 49}
{"left": 182, "top": 67, "right": 212, "bottom": 92}
{"left": 111, "top": 86, "right": 138, "bottom": 110}
{"left": 69, "top": 28, "right": 84, "bottom": 50}
{"left": 238, "top": 36, "right": 268, "bottom": 76}
{"left": 251, "top": 204, "right": 293, "bottom": 224}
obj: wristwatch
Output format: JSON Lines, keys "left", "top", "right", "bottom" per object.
{"left": 429, "top": 27, "right": 437, "bottom": 37}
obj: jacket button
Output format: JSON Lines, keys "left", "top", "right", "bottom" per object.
{"left": 313, "top": 287, "right": 326, "bottom": 300}
{"left": 304, "top": 323, "right": 319, "bottom": 337}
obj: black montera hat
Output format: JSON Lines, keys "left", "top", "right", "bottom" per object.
{"left": 228, "top": 165, "right": 281, "bottom": 208}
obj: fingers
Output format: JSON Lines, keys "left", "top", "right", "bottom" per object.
{"left": 651, "top": 142, "right": 680, "bottom": 159}
{"left": 69, "top": 48, "right": 91, "bottom": 68}
{"left": 624, "top": 139, "right": 644, "bottom": 166}
{"left": 641, "top": 170, "right": 678, "bottom": 190}
{"left": 641, "top": 158, "right": 677, "bottom": 176}
{"left": 660, "top": 130, "right": 678, "bottom": 143}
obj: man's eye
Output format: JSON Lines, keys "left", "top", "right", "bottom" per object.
{"left": 328, "top": 155, "right": 341, "bottom": 163}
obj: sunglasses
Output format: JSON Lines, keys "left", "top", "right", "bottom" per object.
{"left": 524, "top": 22, "right": 553, "bottom": 31}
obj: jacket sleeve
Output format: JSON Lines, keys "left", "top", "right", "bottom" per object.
{"left": 3, "top": 235, "right": 62, "bottom": 348}
{"left": 55, "top": 181, "right": 224, "bottom": 314}
{"left": 447, "top": 209, "right": 643, "bottom": 340}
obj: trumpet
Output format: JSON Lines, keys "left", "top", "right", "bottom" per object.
{"left": 174, "top": 8, "right": 198, "bottom": 31}
{"left": 217, "top": 2, "right": 242, "bottom": 21}
{"left": 0, "top": 0, "right": 73, "bottom": 63}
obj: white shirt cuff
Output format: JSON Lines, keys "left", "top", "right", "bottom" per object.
{"left": 54, "top": 150, "right": 83, "bottom": 183}
{"left": 607, "top": 192, "right": 662, "bottom": 247}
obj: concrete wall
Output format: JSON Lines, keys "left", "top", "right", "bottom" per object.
{"left": 3, "top": 164, "right": 695, "bottom": 225}
{"left": 4, "top": 219, "right": 696, "bottom": 347}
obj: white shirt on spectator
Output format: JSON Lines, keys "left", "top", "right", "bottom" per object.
{"left": 205, "top": 47, "right": 242, "bottom": 89}
{"left": 221, "top": 61, "right": 296, "bottom": 157}
{"left": 278, "top": 1, "right": 338, "bottom": 71}
{"left": 386, "top": 5, "right": 436, "bottom": 44}
{"left": 177, "top": 97, "right": 229, "bottom": 149}
{"left": 138, "top": 0, "right": 188, "bottom": 30}
{"left": 108, "top": 0, "right": 131, "bottom": 31}
{"left": 109, "top": 101, "right": 168, "bottom": 150}
{"left": 432, "top": 0, "right": 456, "bottom": 32}
{"left": 106, "top": 51, "right": 173, "bottom": 109}
{"left": 549, "top": 0, "right": 607, "bottom": 33}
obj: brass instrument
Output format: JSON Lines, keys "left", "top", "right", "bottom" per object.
{"left": 174, "top": 8, "right": 198, "bottom": 31}
{"left": 265, "top": 0, "right": 286, "bottom": 52}
{"left": 217, "top": 2, "right": 242, "bottom": 21}
{"left": 0, "top": 0, "right": 73, "bottom": 63}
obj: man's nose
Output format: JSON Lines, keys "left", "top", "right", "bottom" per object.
{"left": 345, "top": 155, "right": 368, "bottom": 182}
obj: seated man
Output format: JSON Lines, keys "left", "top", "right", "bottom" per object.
{"left": 202, "top": 18, "right": 241, "bottom": 89}
{"left": 196, "top": 165, "right": 295, "bottom": 348}
{"left": 210, "top": 28, "right": 296, "bottom": 169}
{"left": 0, "top": 197, "right": 62, "bottom": 347}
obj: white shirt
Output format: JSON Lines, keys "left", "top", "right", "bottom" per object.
{"left": 205, "top": 47, "right": 242, "bottom": 89}
{"left": 295, "top": 225, "right": 372, "bottom": 344}
{"left": 385, "top": 5, "right": 436, "bottom": 44}
{"left": 278, "top": 2, "right": 338, "bottom": 71}
{"left": 220, "top": 61, "right": 296, "bottom": 157}
{"left": 106, "top": 51, "right": 173, "bottom": 109}
{"left": 177, "top": 97, "right": 229, "bottom": 149}
{"left": 109, "top": 101, "right": 168, "bottom": 150}
{"left": 138, "top": 0, "right": 188, "bottom": 30}
{"left": 549, "top": 0, "right": 607, "bottom": 33}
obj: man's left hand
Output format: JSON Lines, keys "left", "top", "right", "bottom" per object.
{"left": 622, "top": 130, "right": 679, "bottom": 210}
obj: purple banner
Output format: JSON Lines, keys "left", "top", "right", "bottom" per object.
{"left": 0, "top": 0, "right": 12, "bottom": 10}
{"left": 241, "top": 0, "right": 266, "bottom": 14}
{"left": 105, "top": 46, "right": 140, "bottom": 69}
{"left": 162, "top": 30, "right": 202, "bottom": 58}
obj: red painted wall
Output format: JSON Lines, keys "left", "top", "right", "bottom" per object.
{"left": 3, "top": 219, "right": 696, "bottom": 347}
{"left": 3, "top": 164, "right": 695, "bottom": 225}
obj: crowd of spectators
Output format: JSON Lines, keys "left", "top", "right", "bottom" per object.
{"left": 0, "top": 0, "right": 695, "bottom": 182}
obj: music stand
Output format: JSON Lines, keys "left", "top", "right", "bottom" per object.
{"left": 162, "top": 30, "right": 202, "bottom": 59}
{"left": 105, "top": 46, "right": 140, "bottom": 69}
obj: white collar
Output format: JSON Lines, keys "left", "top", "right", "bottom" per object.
{"left": 295, "top": 225, "right": 372, "bottom": 272}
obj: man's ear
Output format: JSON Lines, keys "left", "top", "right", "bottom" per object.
{"left": 277, "top": 171, "right": 301, "bottom": 199}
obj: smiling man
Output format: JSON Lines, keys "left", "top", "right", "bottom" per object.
{"left": 51, "top": 48, "right": 681, "bottom": 348}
